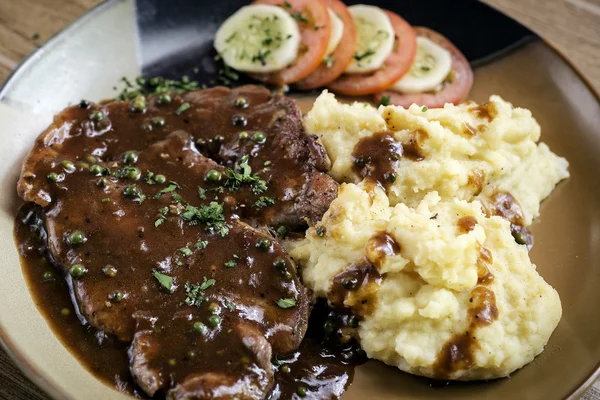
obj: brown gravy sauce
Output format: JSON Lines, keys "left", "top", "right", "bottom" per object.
{"left": 488, "top": 192, "right": 534, "bottom": 250}
{"left": 365, "top": 232, "right": 401, "bottom": 269}
{"left": 16, "top": 206, "right": 365, "bottom": 399}
{"left": 328, "top": 259, "right": 382, "bottom": 318}
{"left": 351, "top": 132, "right": 402, "bottom": 189}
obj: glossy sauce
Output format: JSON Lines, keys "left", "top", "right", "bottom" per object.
{"left": 13, "top": 86, "right": 351, "bottom": 398}
{"left": 351, "top": 132, "right": 402, "bottom": 189}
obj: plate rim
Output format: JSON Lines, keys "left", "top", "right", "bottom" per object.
{"left": 1, "top": 0, "right": 599, "bottom": 399}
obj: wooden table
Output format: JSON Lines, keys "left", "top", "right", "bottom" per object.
{"left": 0, "top": 0, "right": 599, "bottom": 399}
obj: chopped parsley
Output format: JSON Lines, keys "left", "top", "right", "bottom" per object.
{"left": 225, "top": 299, "right": 236, "bottom": 312}
{"left": 184, "top": 277, "right": 215, "bottom": 307}
{"left": 152, "top": 181, "right": 180, "bottom": 199}
{"left": 171, "top": 192, "right": 186, "bottom": 204}
{"left": 290, "top": 12, "right": 308, "bottom": 23}
{"left": 379, "top": 95, "right": 391, "bottom": 106}
{"left": 276, "top": 225, "right": 288, "bottom": 239}
{"left": 253, "top": 196, "right": 276, "bottom": 209}
{"left": 224, "top": 259, "right": 236, "bottom": 268}
{"left": 200, "top": 276, "right": 216, "bottom": 290}
{"left": 276, "top": 297, "right": 297, "bottom": 309}
{"left": 116, "top": 75, "right": 200, "bottom": 101}
{"left": 152, "top": 270, "right": 174, "bottom": 292}
{"left": 175, "top": 102, "right": 191, "bottom": 115}
{"left": 224, "top": 155, "right": 268, "bottom": 195}
{"left": 354, "top": 49, "right": 376, "bottom": 61}
{"left": 324, "top": 56, "right": 334, "bottom": 68}
{"left": 283, "top": 0, "right": 292, "bottom": 10}
{"left": 101, "top": 198, "right": 110, "bottom": 203}
{"left": 194, "top": 240, "right": 208, "bottom": 249}
{"left": 197, "top": 187, "right": 206, "bottom": 200}
{"left": 422, "top": 106, "right": 428, "bottom": 112}
{"left": 181, "top": 202, "right": 230, "bottom": 237}
{"left": 180, "top": 247, "right": 192, "bottom": 257}
{"left": 316, "top": 226, "right": 326, "bottom": 237}
{"left": 154, "top": 206, "right": 169, "bottom": 227}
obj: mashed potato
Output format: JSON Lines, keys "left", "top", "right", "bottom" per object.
{"left": 289, "top": 183, "right": 562, "bottom": 380}
{"left": 305, "top": 92, "right": 569, "bottom": 225}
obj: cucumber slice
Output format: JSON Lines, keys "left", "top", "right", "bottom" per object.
{"left": 214, "top": 5, "right": 301, "bottom": 73}
{"left": 345, "top": 5, "right": 395, "bottom": 74}
{"left": 392, "top": 36, "right": 453, "bottom": 94}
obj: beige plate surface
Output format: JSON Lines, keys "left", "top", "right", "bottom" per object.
{"left": 0, "top": 4, "right": 599, "bottom": 398}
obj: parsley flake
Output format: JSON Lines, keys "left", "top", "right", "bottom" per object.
{"left": 379, "top": 95, "right": 391, "bottom": 106}
{"left": 181, "top": 202, "right": 229, "bottom": 237}
{"left": 276, "top": 297, "right": 296, "bottom": 309}
{"left": 180, "top": 247, "right": 192, "bottom": 257}
{"left": 224, "top": 155, "right": 268, "bottom": 194}
{"left": 194, "top": 240, "right": 208, "bottom": 249}
{"left": 254, "top": 196, "right": 276, "bottom": 209}
{"left": 152, "top": 270, "right": 174, "bottom": 292}
{"left": 176, "top": 102, "right": 191, "bottom": 115}
{"left": 152, "top": 181, "right": 180, "bottom": 199}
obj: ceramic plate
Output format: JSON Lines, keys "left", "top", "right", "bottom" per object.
{"left": 0, "top": 1, "right": 599, "bottom": 399}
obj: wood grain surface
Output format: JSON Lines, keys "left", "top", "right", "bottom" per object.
{"left": 0, "top": 0, "right": 599, "bottom": 399}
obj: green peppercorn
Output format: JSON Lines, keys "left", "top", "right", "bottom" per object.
{"left": 281, "top": 365, "right": 291, "bottom": 374}
{"left": 123, "top": 184, "right": 141, "bottom": 198}
{"left": 61, "top": 160, "right": 76, "bottom": 173}
{"left": 123, "top": 151, "right": 138, "bottom": 164}
{"left": 97, "top": 177, "right": 108, "bottom": 188}
{"left": 109, "top": 291, "right": 124, "bottom": 303}
{"left": 234, "top": 97, "right": 249, "bottom": 108}
{"left": 208, "top": 315, "right": 221, "bottom": 328}
{"left": 78, "top": 162, "right": 90, "bottom": 171}
{"left": 102, "top": 265, "right": 117, "bottom": 277}
{"left": 127, "top": 167, "right": 141, "bottom": 181}
{"left": 89, "top": 110, "right": 104, "bottom": 121}
{"left": 69, "top": 264, "right": 87, "bottom": 278}
{"left": 158, "top": 93, "right": 172, "bottom": 104}
{"left": 186, "top": 350, "right": 196, "bottom": 359}
{"left": 47, "top": 172, "right": 63, "bottom": 183}
{"left": 193, "top": 321, "right": 207, "bottom": 335}
{"left": 283, "top": 271, "right": 292, "bottom": 281}
{"left": 342, "top": 277, "right": 358, "bottom": 290}
{"left": 296, "top": 386, "right": 308, "bottom": 397}
{"left": 347, "top": 315, "right": 359, "bottom": 328}
{"left": 257, "top": 237, "right": 271, "bottom": 250}
{"left": 89, "top": 164, "right": 103, "bottom": 176}
{"left": 214, "top": 135, "right": 225, "bottom": 144}
{"left": 42, "top": 271, "right": 54, "bottom": 280}
{"left": 79, "top": 99, "right": 91, "bottom": 109}
{"left": 131, "top": 95, "right": 147, "bottom": 112}
{"left": 154, "top": 174, "right": 166, "bottom": 184}
{"left": 205, "top": 169, "right": 222, "bottom": 182}
{"left": 84, "top": 155, "right": 97, "bottom": 164}
{"left": 513, "top": 231, "right": 527, "bottom": 245}
{"left": 390, "top": 153, "right": 400, "bottom": 161}
{"left": 385, "top": 172, "right": 397, "bottom": 183}
{"left": 168, "top": 358, "right": 177, "bottom": 367}
{"left": 252, "top": 131, "right": 266, "bottom": 144}
{"left": 238, "top": 131, "right": 249, "bottom": 140}
{"left": 208, "top": 302, "right": 220, "bottom": 313}
{"left": 273, "top": 257, "right": 286, "bottom": 270}
{"left": 61, "top": 308, "right": 70, "bottom": 316}
{"left": 152, "top": 117, "right": 165, "bottom": 127}
{"left": 68, "top": 231, "right": 87, "bottom": 245}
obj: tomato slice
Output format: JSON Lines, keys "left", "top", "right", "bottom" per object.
{"left": 250, "top": 0, "right": 331, "bottom": 85}
{"left": 328, "top": 10, "right": 417, "bottom": 96}
{"left": 294, "top": 0, "right": 357, "bottom": 90}
{"left": 373, "top": 27, "right": 474, "bottom": 108}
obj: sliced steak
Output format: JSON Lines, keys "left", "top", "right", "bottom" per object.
{"left": 34, "top": 131, "right": 309, "bottom": 398}
{"left": 17, "top": 85, "right": 337, "bottom": 229}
